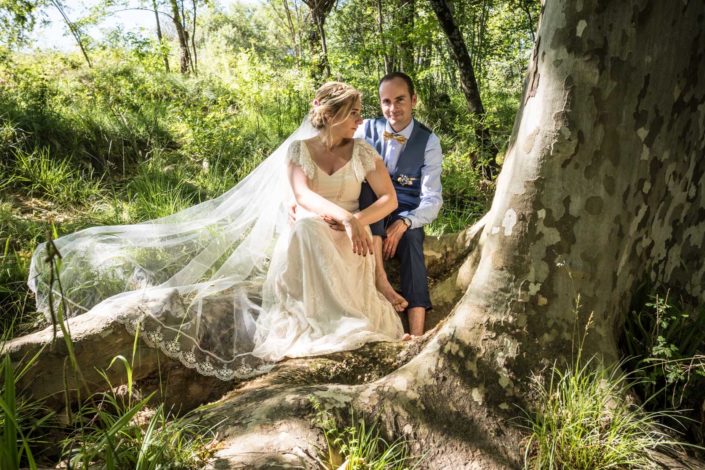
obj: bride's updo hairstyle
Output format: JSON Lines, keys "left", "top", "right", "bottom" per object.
{"left": 309, "top": 81, "right": 362, "bottom": 134}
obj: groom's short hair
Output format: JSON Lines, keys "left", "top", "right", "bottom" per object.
{"left": 379, "top": 72, "right": 415, "bottom": 98}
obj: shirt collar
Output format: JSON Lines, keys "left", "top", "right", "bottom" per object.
{"left": 385, "top": 119, "right": 414, "bottom": 139}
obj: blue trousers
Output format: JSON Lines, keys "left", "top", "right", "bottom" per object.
{"left": 360, "top": 183, "right": 432, "bottom": 310}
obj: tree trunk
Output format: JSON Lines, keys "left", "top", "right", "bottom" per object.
{"left": 520, "top": 0, "right": 537, "bottom": 43}
{"left": 50, "top": 0, "right": 92, "bottom": 68}
{"left": 190, "top": 0, "right": 198, "bottom": 74}
{"left": 376, "top": 0, "right": 391, "bottom": 74}
{"left": 281, "top": 0, "right": 300, "bottom": 62}
{"left": 152, "top": 0, "right": 170, "bottom": 72}
{"left": 7, "top": 1, "right": 705, "bottom": 467}
{"left": 303, "top": 0, "right": 335, "bottom": 82}
{"left": 428, "top": 0, "right": 499, "bottom": 178}
{"left": 168, "top": 0, "right": 191, "bottom": 74}
{"left": 398, "top": 0, "right": 415, "bottom": 74}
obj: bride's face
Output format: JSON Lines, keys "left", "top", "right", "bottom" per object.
{"left": 330, "top": 97, "right": 363, "bottom": 139}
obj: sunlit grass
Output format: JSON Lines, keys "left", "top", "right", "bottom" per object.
{"left": 521, "top": 308, "right": 694, "bottom": 470}
{"left": 9, "top": 148, "right": 103, "bottom": 206}
{"left": 310, "top": 396, "right": 419, "bottom": 469}
{"left": 521, "top": 356, "right": 689, "bottom": 469}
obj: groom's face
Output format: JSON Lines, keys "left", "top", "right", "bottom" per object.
{"left": 379, "top": 77, "right": 417, "bottom": 132}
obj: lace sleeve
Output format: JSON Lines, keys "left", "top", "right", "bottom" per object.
{"left": 287, "top": 140, "right": 316, "bottom": 179}
{"left": 352, "top": 139, "right": 381, "bottom": 182}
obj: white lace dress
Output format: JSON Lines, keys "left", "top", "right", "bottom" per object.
{"left": 251, "top": 138, "right": 404, "bottom": 361}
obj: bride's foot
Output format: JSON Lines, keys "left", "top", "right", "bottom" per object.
{"left": 376, "top": 275, "right": 408, "bottom": 312}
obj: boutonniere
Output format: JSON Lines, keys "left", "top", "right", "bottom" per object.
{"left": 396, "top": 174, "right": 417, "bottom": 186}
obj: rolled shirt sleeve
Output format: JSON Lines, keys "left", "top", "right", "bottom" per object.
{"left": 398, "top": 133, "right": 443, "bottom": 229}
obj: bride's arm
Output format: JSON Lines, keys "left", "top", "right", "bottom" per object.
{"left": 288, "top": 162, "right": 353, "bottom": 222}
{"left": 289, "top": 162, "right": 373, "bottom": 256}
{"left": 355, "top": 158, "right": 398, "bottom": 226}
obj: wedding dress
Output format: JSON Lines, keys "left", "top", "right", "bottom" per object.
{"left": 27, "top": 120, "right": 403, "bottom": 380}
{"left": 252, "top": 139, "right": 404, "bottom": 361}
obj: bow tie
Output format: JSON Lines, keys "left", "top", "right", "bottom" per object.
{"left": 383, "top": 131, "right": 407, "bottom": 144}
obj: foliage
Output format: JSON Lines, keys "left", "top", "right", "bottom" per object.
{"left": 521, "top": 307, "right": 694, "bottom": 469}
{"left": 310, "top": 396, "right": 418, "bottom": 469}
{"left": 0, "top": 354, "right": 38, "bottom": 469}
{"left": 62, "top": 390, "right": 216, "bottom": 469}
{"left": 621, "top": 291, "right": 705, "bottom": 446}
{"left": 0, "top": 337, "right": 57, "bottom": 470}
{"left": 522, "top": 354, "right": 686, "bottom": 469}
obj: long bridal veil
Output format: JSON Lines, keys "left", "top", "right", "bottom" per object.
{"left": 28, "top": 119, "right": 318, "bottom": 380}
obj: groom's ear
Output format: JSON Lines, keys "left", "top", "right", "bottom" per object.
{"left": 411, "top": 94, "right": 418, "bottom": 107}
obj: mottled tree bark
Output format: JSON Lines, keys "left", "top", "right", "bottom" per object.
{"left": 6, "top": 1, "right": 705, "bottom": 467}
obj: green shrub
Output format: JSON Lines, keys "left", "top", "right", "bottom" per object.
{"left": 622, "top": 291, "right": 705, "bottom": 445}
{"left": 522, "top": 355, "right": 686, "bottom": 469}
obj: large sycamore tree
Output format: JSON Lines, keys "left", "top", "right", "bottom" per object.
{"left": 6, "top": 0, "right": 705, "bottom": 467}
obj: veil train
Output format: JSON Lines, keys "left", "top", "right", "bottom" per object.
{"left": 28, "top": 119, "right": 318, "bottom": 380}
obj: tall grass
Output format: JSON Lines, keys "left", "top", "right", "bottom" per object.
{"left": 310, "top": 396, "right": 418, "bottom": 469}
{"left": 9, "top": 147, "right": 103, "bottom": 205}
{"left": 63, "top": 390, "right": 216, "bottom": 469}
{"left": 522, "top": 312, "right": 691, "bottom": 469}
{"left": 522, "top": 356, "right": 685, "bottom": 469}
{"left": 0, "top": 355, "right": 39, "bottom": 470}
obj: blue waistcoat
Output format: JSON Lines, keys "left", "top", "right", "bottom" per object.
{"left": 363, "top": 118, "right": 432, "bottom": 212}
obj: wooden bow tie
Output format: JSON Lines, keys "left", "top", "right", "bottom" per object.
{"left": 383, "top": 131, "right": 408, "bottom": 144}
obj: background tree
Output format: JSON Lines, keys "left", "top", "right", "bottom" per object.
{"left": 168, "top": 0, "right": 191, "bottom": 73}
{"left": 428, "top": 0, "right": 496, "bottom": 177}
{"left": 149, "top": 0, "right": 170, "bottom": 71}
{"left": 0, "top": 0, "right": 38, "bottom": 49}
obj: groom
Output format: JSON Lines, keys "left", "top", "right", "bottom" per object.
{"left": 357, "top": 72, "right": 443, "bottom": 337}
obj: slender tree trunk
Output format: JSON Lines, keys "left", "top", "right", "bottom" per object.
{"left": 428, "top": 0, "right": 498, "bottom": 178}
{"left": 303, "top": 0, "right": 335, "bottom": 82}
{"left": 190, "top": 0, "right": 198, "bottom": 74}
{"left": 281, "top": 0, "right": 300, "bottom": 62}
{"left": 169, "top": 0, "right": 191, "bottom": 74}
{"left": 399, "top": 0, "right": 415, "bottom": 74}
{"left": 317, "top": 14, "right": 330, "bottom": 78}
{"left": 50, "top": 0, "right": 92, "bottom": 68}
{"left": 520, "top": 0, "right": 537, "bottom": 43}
{"left": 152, "top": 0, "right": 170, "bottom": 72}
{"left": 376, "top": 0, "right": 390, "bottom": 74}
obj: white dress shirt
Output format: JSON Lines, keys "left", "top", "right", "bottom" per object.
{"left": 356, "top": 119, "right": 443, "bottom": 229}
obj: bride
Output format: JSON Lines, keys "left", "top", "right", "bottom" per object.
{"left": 28, "top": 82, "right": 405, "bottom": 380}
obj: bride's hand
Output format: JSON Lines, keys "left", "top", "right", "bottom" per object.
{"left": 343, "top": 216, "right": 373, "bottom": 256}
{"left": 321, "top": 214, "right": 345, "bottom": 231}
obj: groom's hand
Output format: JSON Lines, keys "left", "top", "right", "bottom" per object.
{"left": 383, "top": 219, "right": 408, "bottom": 259}
{"left": 288, "top": 203, "right": 297, "bottom": 226}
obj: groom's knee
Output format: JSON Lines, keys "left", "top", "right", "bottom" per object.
{"left": 398, "top": 227, "right": 424, "bottom": 253}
